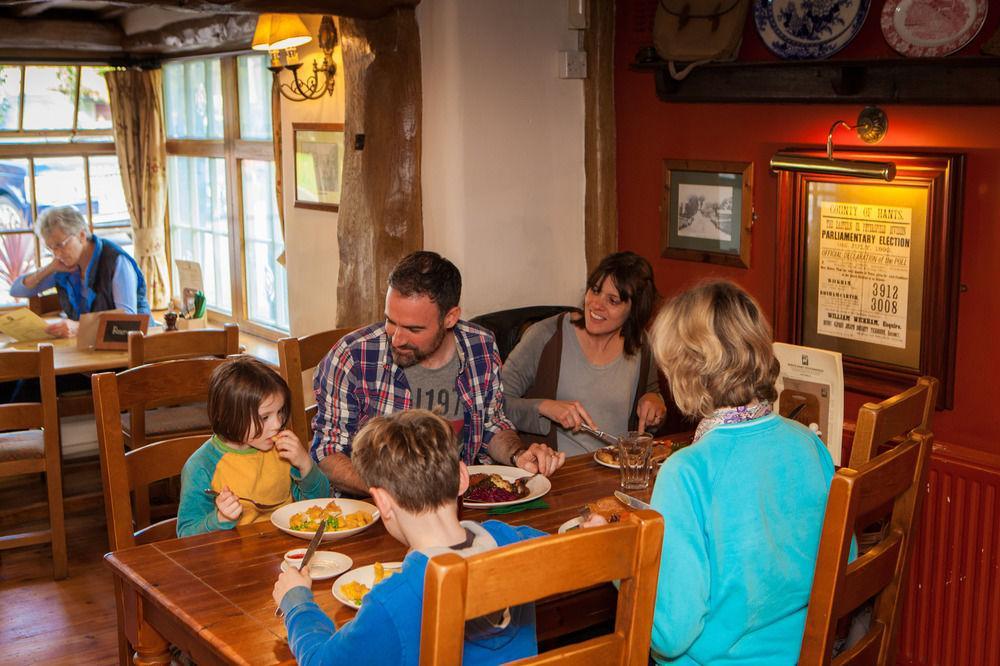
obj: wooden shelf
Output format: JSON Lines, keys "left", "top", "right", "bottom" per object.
{"left": 630, "top": 57, "right": 1000, "bottom": 105}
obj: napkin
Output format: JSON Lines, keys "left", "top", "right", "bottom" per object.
{"left": 487, "top": 499, "right": 550, "bottom": 515}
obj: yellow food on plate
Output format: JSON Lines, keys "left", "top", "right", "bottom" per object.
{"left": 289, "top": 500, "right": 373, "bottom": 532}
{"left": 339, "top": 562, "right": 399, "bottom": 606}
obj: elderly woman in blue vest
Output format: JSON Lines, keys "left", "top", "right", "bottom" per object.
{"left": 10, "top": 205, "right": 150, "bottom": 337}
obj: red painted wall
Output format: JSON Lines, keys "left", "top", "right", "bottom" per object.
{"left": 615, "top": 1, "right": 1000, "bottom": 455}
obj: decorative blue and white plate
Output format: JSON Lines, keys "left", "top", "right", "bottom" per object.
{"left": 753, "top": 0, "right": 872, "bottom": 59}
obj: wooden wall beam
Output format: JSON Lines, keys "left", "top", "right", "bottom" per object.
{"left": 124, "top": 14, "right": 256, "bottom": 55}
{"left": 0, "top": 17, "right": 124, "bottom": 53}
{"left": 51, "top": 0, "right": 420, "bottom": 20}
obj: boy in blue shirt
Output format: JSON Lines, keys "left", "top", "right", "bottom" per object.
{"left": 272, "top": 409, "right": 545, "bottom": 666}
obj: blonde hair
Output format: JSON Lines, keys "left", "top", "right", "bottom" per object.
{"left": 351, "top": 410, "right": 459, "bottom": 513}
{"left": 650, "top": 281, "right": 779, "bottom": 418}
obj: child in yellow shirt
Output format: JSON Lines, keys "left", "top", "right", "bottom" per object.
{"left": 177, "top": 357, "right": 329, "bottom": 536}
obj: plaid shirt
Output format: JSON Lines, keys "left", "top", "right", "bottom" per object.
{"left": 311, "top": 320, "right": 514, "bottom": 466}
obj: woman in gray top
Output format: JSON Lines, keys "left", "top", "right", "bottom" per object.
{"left": 502, "top": 252, "right": 667, "bottom": 456}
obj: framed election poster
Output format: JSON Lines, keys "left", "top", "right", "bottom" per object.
{"left": 773, "top": 150, "right": 964, "bottom": 409}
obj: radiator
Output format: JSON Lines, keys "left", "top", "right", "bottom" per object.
{"left": 898, "top": 444, "right": 1000, "bottom": 666}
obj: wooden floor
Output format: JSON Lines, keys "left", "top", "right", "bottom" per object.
{"left": 0, "top": 458, "right": 119, "bottom": 665}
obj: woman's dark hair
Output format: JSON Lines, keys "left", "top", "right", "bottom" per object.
{"left": 388, "top": 251, "right": 462, "bottom": 318}
{"left": 208, "top": 356, "right": 292, "bottom": 443}
{"left": 574, "top": 251, "right": 659, "bottom": 356}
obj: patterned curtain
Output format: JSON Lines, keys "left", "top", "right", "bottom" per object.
{"left": 103, "top": 68, "right": 170, "bottom": 309}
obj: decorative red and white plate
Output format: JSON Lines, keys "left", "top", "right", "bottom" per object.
{"left": 882, "top": 0, "right": 988, "bottom": 57}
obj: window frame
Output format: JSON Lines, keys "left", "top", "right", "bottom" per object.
{"left": 163, "top": 54, "right": 284, "bottom": 339}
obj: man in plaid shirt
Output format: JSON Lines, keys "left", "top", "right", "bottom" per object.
{"left": 311, "top": 251, "right": 565, "bottom": 495}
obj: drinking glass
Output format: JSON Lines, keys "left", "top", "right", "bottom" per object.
{"left": 619, "top": 431, "right": 654, "bottom": 490}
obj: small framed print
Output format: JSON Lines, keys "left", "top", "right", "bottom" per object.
{"left": 293, "top": 122, "right": 345, "bottom": 212}
{"left": 660, "top": 159, "right": 753, "bottom": 268}
{"left": 94, "top": 313, "right": 149, "bottom": 351}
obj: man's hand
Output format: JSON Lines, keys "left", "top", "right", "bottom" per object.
{"left": 273, "top": 429, "right": 313, "bottom": 476}
{"left": 215, "top": 486, "right": 243, "bottom": 523}
{"left": 636, "top": 393, "right": 666, "bottom": 434}
{"left": 44, "top": 319, "right": 79, "bottom": 338}
{"left": 514, "top": 442, "right": 565, "bottom": 477}
{"left": 273, "top": 564, "right": 312, "bottom": 608}
{"left": 538, "top": 399, "right": 596, "bottom": 432}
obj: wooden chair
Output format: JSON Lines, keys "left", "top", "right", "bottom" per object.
{"left": 419, "top": 510, "right": 664, "bottom": 666}
{"left": 848, "top": 376, "right": 938, "bottom": 468}
{"left": 799, "top": 427, "right": 934, "bottom": 666}
{"left": 0, "top": 344, "right": 67, "bottom": 579}
{"left": 27, "top": 291, "right": 61, "bottom": 316}
{"left": 93, "top": 360, "right": 223, "bottom": 666}
{"left": 277, "top": 328, "right": 353, "bottom": 445}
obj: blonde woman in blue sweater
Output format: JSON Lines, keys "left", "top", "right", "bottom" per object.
{"left": 645, "top": 281, "right": 835, "bottom": 664}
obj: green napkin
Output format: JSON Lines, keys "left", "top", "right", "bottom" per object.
{"left": 487, "top": 499, "right": 550, "bottom": 515}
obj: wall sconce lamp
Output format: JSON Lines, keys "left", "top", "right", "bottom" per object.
{"left": 252, "top": 14, "right": 338, "bottom": 102}
{"left": 770, "top": 107, "right": 896, "bottom": 181}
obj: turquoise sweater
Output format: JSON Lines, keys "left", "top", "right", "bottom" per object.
{"left": 650, "top": 414, "right": 835, "bottom": 665}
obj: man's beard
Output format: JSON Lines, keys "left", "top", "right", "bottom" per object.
{"left": 392, "top": 324, "right": 447, "bottom": 368}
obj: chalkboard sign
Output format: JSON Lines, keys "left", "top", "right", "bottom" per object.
{"left": 94, "top": 313, "right": 149, "bottom": 351}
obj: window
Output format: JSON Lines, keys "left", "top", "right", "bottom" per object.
{"left": 163, "top": 55, "right": 287, "bottom": 335}
{"left": 0, "top": 64, "right": 124, "bottom": 308}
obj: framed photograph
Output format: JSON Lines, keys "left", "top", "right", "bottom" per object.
{"left": 773, "top": 150, "right": 964, "bottom": 408}
{"left": 660, "top": 159, "right": 753, "bottom": 268}
{"left": 293, "top": 122, "right": 345, "bottom": 212}
{"left": 94, "top": 313, "right": 149, "bottom": 351}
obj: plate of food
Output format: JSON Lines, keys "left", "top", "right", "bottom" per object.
{"left": 462, "top": 465, "right": 552, "bottom": 508}
{"left": 280, "top": 550, "right": 353, "bottom": 581}
{"left": 558, "top": 497, "right": 635, "bottom": 533}
{"left": 270, "top": 498, "right": 379, "bottom": 542}
{"left": 593, "top": 443, "right": 672, "bottom": 469}
{"left": 332, "top": 561, "right": 403, "bottom": 609}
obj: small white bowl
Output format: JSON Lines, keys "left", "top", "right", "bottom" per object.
{"left": 281, "top": 549, "right": 353, "bottom": 581}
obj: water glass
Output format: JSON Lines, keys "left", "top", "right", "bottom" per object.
{"left": 619, "top": 431, "right": 654, "bottom": 490}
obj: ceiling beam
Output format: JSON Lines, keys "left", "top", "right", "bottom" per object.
{"left": 0, "top": 17, "right": 124, "bottom": 53}
{"left": 53, "top": 0, "right": 420, "bottom": 20}
{"left": 124, "top": 13, "right": 256, "bottom": 55}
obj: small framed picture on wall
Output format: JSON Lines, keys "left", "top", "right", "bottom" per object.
{"left": 293, "top": 122, "right": 345, "bottom": 212}
{"left": 660, "top": 159, "right": 753, "bottom": 268}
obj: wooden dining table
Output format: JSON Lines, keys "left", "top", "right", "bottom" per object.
{"left": 0, "top": 333, "right": 151, "bottom": 375}
{"left": 105, "top": 453, "right": 659, "bottom": 666}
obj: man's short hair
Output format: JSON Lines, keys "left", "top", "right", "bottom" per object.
{"left": 208, "top": 356, "right": 292, "bottom": 443}
{"left": 387, "top": 251, "right": 462, "bottom": 317}
{"left": 352, "top": 410, "right": 460, "bottom": 512}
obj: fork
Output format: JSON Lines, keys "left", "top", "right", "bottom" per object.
{"left": 203, "top": 488, "right": 285, "bottom": 511}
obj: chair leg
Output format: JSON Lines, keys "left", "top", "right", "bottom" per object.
{"left": 45, "top": 466, "right": 68, "bottom": 580}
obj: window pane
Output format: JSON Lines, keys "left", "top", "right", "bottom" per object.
{"left": 0, "top": 66, "right": 22, "bottom": 131}
{"left": 163, "top": 60, "right": 223, "bottom": 139}
{"left": 23, "top": 66, "right": 77, "bottom": 130}
{"left": 99, "top": 226, "right": 134, "bottom": 258}
{"left": 241, "top": 160, "right": 287, "bottom": 330}
{"left": 0, "top": 231, "right": 38, "bottom": 307}
{"left": 77, "top": 67, "right": 113, "bottom": 130}
{"left": 34, "top": 157, "right": 87, "bottom": 221}
{"left": 0, "top": 158, "right": 32, "bottom": 232}
{"left": 88, "top": 156, "right": 130, "bottom": 228}
{"left": 167, "top": 156, "right": 230, "bottom": 313}
{"left": 238, "top": 55, "right": 273, "bottom": 140}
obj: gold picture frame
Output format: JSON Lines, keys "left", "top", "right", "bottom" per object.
{"left": 293, "top": 122, "right": 345, "bottom": 212}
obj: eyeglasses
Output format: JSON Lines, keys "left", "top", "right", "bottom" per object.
{"left": 45, "top": 235, "right": 77, "bottom": 253}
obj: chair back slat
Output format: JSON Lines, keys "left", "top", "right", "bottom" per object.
{"left": 419, "top": 510, "right": 664, "bottom": 666}
{"left": 126, "top": 435, "right": 207, "bottom": 491}
{"left": 0, "top": 349, "right": 41, "bottom": 382}
{"left": 836, "top": 624, "right": 884, "bottom": 666}
{"left": 114, "top": 357, "right": 226, "bottom": 411}
{"left": 277, "top": 328, "right": 353, "bottom": 445}
{"left": 0, "top": 403, "right": 43, "bottom": 430}
{"left": 853, "top": 444, "right": 919, "bottom": 517}
{"left": 836, "top": 533, "right": 902, "bottom": 617}
{"left": 849, "top": 376, "right": 938, "bottom": 467}
{"left": 128, "top": 323, "right": 240, "bottom": 367}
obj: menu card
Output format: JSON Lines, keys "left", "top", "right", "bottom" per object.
{"left": 0, "top": 308, "right": 55, "bottom": 342}
{"left": 772, "top": 342, "right": 844, "bottom": 465}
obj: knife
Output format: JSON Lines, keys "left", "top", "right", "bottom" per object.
{"left": 615, "top": 490, "right": 652, "bottom": 511}
{"left": 275, "top": 521, "right": 326, "bottom": 617}
{"left": 579, "top": 422, "right": 622, "bottom": 447}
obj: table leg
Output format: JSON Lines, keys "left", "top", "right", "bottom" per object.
{"left": 133, "top": 620, "right": 171, "bottom": 666}
{"left": 118, "top": 576, "right": 171, "bottom": 665}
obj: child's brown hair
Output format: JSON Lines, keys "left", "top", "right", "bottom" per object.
{"left": 352, "top": 410, "right": 460, "bottom": 512}
{"left": 208, "top": 356, "right": 291, "bottom": 443}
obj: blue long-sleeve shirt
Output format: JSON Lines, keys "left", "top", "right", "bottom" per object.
{"left": 650, "top": 414, "right": 836, "bottom": 665}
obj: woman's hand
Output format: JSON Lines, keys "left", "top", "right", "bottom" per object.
{"left": 44, "top": 319, "right": 79, "bottom": 338}
{"left": 273, "top": 429, "right": 313, "bottom": 476}
{"left": 538, "top": 399, "right": 596, "bottom": 432}
{"left": 215, "top": 486, "right": 243, "bottom": 523}
{"left": 514, "top": 442, "right": 566, "bottom": 477}
{"left": 273, "top": 564, "right": 312, "bottom": 608}
{"left": 636, "top": 392, "right": 666, "bottom": 433}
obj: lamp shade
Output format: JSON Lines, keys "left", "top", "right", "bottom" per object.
{"left": 252, "top": 13, "right": 311, "bottom": 51}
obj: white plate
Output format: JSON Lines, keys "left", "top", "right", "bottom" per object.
{"left": 881, "top": 0, "right": 987, "bottom": 57}
{"left": 558, "top": 517, "right": 583, "bottom": 534}
{"left": 270, "top": 498, "right": 380, "bottom": 542}
{"left": 332, "top": 561, "right": 404, "bottom": 609}
{"left": 280, "top": 551, "right": 353, "bottom": 581}
{"left": 463, "top": 465, "right": 552, "bottom": 508}
{"left": 593, "top": 447, "right": 619, "bottom": 469}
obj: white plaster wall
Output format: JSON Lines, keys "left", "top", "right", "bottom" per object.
{"left": 418, "top": 0, "right": 587, "bottom": 318}
{"left": 278, "top": 15, "right": 344, "bottom": 337}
